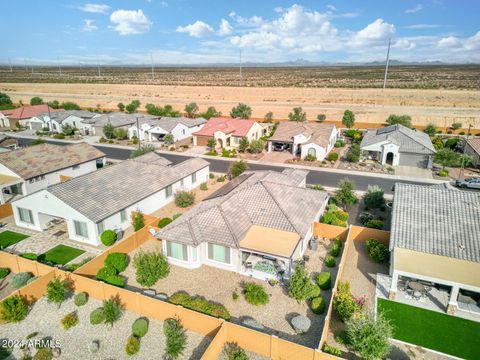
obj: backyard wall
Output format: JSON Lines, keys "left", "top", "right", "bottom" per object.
{"left": 0, "top": 203, "right": 13, "bottom": 219}
{"left": 313, "top": 223, "right": 349, "bottom": 240}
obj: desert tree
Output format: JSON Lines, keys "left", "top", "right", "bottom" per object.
{"left": 342, "top": 110, "right": 355, "bottom": 128}
{"left": 230, "top": 103, "right": 252, "bottom": 119}
{"left": 288, "top": 107, "right": 307, "bottom": 122}
{"left": 184, "top": 102, "right": 199, "bottom": 118}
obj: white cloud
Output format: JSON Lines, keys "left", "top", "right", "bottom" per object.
{"left": 160, "top": 1, "right": 168, "bottom": 7}
{"left": 274, "top": 6, "right": 284, "bottom": 13}
{"left": 82, "top": 19, "right": 98, "bottom": 32}
{"left": 228, "top": 11, "right": 236, "bottom": 18}
{"left": 438, "top": 36, "right": 462, "bottom": 48}
{"left": 403, "top": 24, "right": 441, "bottom": 29}
{"left": 394, "top": 39, "right": 416, "bottom": 50}
{"left": 326, "top": 4, "right": 337, "bottom": 11}
{"left": 79, "top": 3, "right": 110, "bottom": 14}
{"left": 464, "top": 31, "right": 480, "bottom": 50}
{"left": 218, "top": 19, "right": 233, "bottom": 36}
{"left": 177, "top": 20, "right": 214, "bottom": 37}
{"left": 438, "top": 32, "right": 480, "bottom": 50}
{"left": 405, "top": 4, "right": 423, "bottom": 14}
{"left": 352, "top": 18, "right": 395, "bottom": 46}
{"left": 109, "top": 9, "right": 152, "bottom": 35}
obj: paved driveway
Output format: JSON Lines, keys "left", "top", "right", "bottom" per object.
{"left": 395, "top": 166, "right": 433, "bottom": 179}
{"left": 260, "top": 150, "right": 293, "bottom": 163}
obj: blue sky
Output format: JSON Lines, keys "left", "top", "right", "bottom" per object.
{"left": 1, "top": 0, "right": 479, "bottom": 65}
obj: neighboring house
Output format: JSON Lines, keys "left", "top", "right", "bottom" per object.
{"left": 0, "top": 134, "right": 18, "bottom": 150}
{"left": 0, "top": 112, "right": 11, "bottom": 129}
{"left": 81, "top": 112, "right": 159, "bottom": 137}
{"left": 464, "top": 137, "right": 480, "bottom": 168}
{"left": 0, "top": 143, "right": 105, "bottom": 204}
{"left": 11, "top": 153, "right": 209, "bottom": 246}
{"left": 267, "top": 122, "right": 338, "bottom": 160}
{"left": 192, "top": 118, "right": 264, "bottom": 149}
{"left": 388, "top": 183, "right": 480, "bottom": 315}
{"left": 156, "top": 169, "right": 328, "bottom": 280}
{"left": 30, "top": 110, "right": 101, "bottom": 134}
{"left": 128, "top": 116, "right": 207, "bottom": 142}
{"left": 360, "top": 124, "right": 436, "bottom": 168}
{"left": 1, "top": 104, "right": 64, "bottom": 129}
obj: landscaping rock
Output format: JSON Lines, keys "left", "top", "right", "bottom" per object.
{"left": 155, "top": 293, "right": 168, "bottom": 301}
{"left": 142, "top": 289, "right": 156, "bottom": 297}
{"left": 242, "top": 319, "right": 264, "bottom": 331}
{"left": 89, "top": 340, "right": 99, "bottom": 353}
{"left": 291, "top": 315, "right": 311, "bottom": 334}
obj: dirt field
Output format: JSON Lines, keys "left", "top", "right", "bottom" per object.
{"left": 2, "top": 81, "right": 479, "bottom": 128}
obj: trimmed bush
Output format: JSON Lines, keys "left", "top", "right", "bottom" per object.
{"left": 366, "top": 238, "right": 389, "bottom": 263}
{"left": 0, "top": 295, "right": 28, "bottom": 323}
{"left": 90, "top": 308, "right": 105, "bottom": 325}
{"left": 169, "top": 291, "right": 230, "bottom": 320}
{"left": 209, "top": 173, "right": 215, "bottom": 179}
{"left": 74, "top": 292, "right": 88, "bottom": 306}
{"left": 310, "top": 296, "right": 326, "bottom": 314}
{"left": 317, "top": 272, "right": 332, "bottom": 290}
{"left": 438, "top": 169, "right": 449, "bottom": 177}
{"left": 200, "top": 182, "right": 208, "bottom": 191}
{"left": 243, "top": 282, "right": 269, "bottom": 306}
{"left": 334, "top": 139, "right": 346, "bottom": 148}
{"left": 163, "top": 318, "right": 187, "bottom": 359}
{"left": 105, "top": 252, "right": 129, "bottom": 273}
{"left": 0, "top": 267, "right": 10, "bottom": 279}
{"left": 61, "top": 312, "right": 78, "bottom": 330}
{"left": 133, "top": 250, "right": 169, "bottom": 287}
{"left": 325, "top": 255, "right": 336, "bottom": 268}
{"left": 132, "top": 318, "right": 149, "bottom": 337}
{"left": 217, "top": 176, "right": 225, "bottom": 182}
{"left": 174, "top": 190, "right": 195, "bottom": 208}
{"left": 96, "top": 266, "right": 116, "bottom": 281}
{"left": 125, "top": 336, "right": 140, "bottom": 356}
{"left": 10, "top": 272, "right": 33, "bottom": 289}
{"left": 223, "top": 342, "right": 248, "bottom": 360}
{"left": 100, "top": 230, "right": 117, "bottom": 246}
{"left": 327, "top": 152, "right": 339, "bottom": 162}
{"left": 366, "top": 219, "right": 384, "bottom": 229}
{"left": 105, "top": 274, "right": 126, "bottom": 288}
{"left": 20, "top": 253, "right": 37, "bottom": 260}
{"left": 158, "top": 217, "right": 173, "bottom": 228}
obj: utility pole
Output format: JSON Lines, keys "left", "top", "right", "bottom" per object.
{"left": 136, "top": 116, "right": 141, "bottom": 148}
{"left": 150, "top": 52, "right": 155, "bottom": 81}
{"left": 459, "top": 124, "right": 472, "bottom": 180}
{"left": 58, "top": 57, "right": 62, "bottom": 76}
{"left": 239, "top": 49, "right": 243, "bottom": 86}
{"left": 383, "top": 38, "right": 391, "bottom": 89}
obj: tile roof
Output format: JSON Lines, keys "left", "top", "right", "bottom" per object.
{"left": 2, "top": 105, "right": 64, "bottom": 120}
{"left": 360, "top": 124, "right": 436, "bottom": 154}
{"left": 141, "top": 116, "right": 207, "bottom": 132}
{"left": 48, "top": 155, "right": 209, "bottom": 223}
{"left": 37, "top": 110, "right": 99, "bottom": 123}
{"left": 390, "top": 183, "right": 480, "bottom": 263}
{"left": 269, "top": 122, "right": 336, "bottom": 148}
{"left": 82, "top": 112, "right": 159, "bottom": 127}
{"left": 156, "top": 170, "right": 327, "bottom": 252}
{"left": 192, "top": 118, "right": 256, "bottom": 137}
{"left": 466, "top": 137, "right": 480, "bottom": 155}
{"left": 132, "top": 151, "right": 172, "bottom": 166}
{"left": 0, "top": 142, "right": 105, "bottom": 180}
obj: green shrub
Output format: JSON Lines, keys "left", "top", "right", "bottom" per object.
{"left": 363, "top": 185, "right": 384, "bottom": 209}
{"left": 20, "top": 253, "right": 37, "bottom": 260}
{"left": 131, "top": 211, "right": 145, "bottom": 231}
{"left": 333, "top": 281, "right": 357, "bottom": 322}
{"left": 217, "top": 175, "right": 225, "bottom": 182}
{"left": 327, "top": 152, "right": 339, "bottom": 162}
{"left": 172, "top": 213, "right": 182, "bottom": 220}
{"left": 232, "top": 291, "right": 239, "bottom": 301}
{"left": 334, "top": 139, "right": 346, "bottom": 148}
{"left": 133, "top": 250, "right": 169, "bottom": 287}
{"left": 158, "top": 217, "right": 173, "bottom": 228}
{"left": 103, "top": 297, "right": 123, "bottom": 326}
{"left": 200, "top": 182, "right": 208, "bottom": 191}
{"left": 366, "top": 238, "right": 389, "bottom": 263}
{"left": 61, "top": 312, "right": 78, "bottom": 330}
{"left": 0, "top": 267, "right": 10, "bottom": 279}
{"left": 132, "top": 318, "right": 149, "bottom": 338}
{"left": 229, "top": 160, "right": 248, "bottom": 178}
{"left": 289, "top": 265, "right": 318, "bottom": 301}
{"left": 90, "top": 308, "right": 105, "bottom": 325}
{"left": 330, "top": 241, "right": 341, "bottom": 257}
{"left": 346, "top": 143, "right": 361, "bottom": 162}
{"left": 100, "top": 230, "right": 117, "bottom": 246}
{"left": 174, "top": 190, "right": 195, "bottom": 208}
{"left": 366, "top": 219, "right": 384, "bottom": 229}
{"left": 223, "top": 342, "right": 248, "bottom": 360}
{"left": 74, "top": 292, "right": 88, "bottom": 306}
{"left": 163, "top": 318, "right": 187, "bottom": 359}
{"left": 243, "top": 282, "right": 269, "bottom": 306}
{"left": 47, "top": 276, "right": 71, "bottom": 307}
{"left": 99, "top": 136, "right": 107, "bottom": 143}
{"left": 10, "top": 272, "right": 33, "bottom": 289}
{"left": 96, "top": 266, "right": 116, "bottom": 281}
{"left": 125, "top": 336, "right": 140, "bottom": 356}
{"left": 438, "top": 169, "right": 449, "bottom": 177}
{"left": 209, "top": 173, "right": 215, "bottom": 179}
{"left": 0, "top": 295, "right": 28, "bottom": 323}
{"left": 325, "top": 255, "right": 336, "bottom": 268}
{"left": 322, "top": 343, "right": 342, "bottom": 356}
{"left": 310, "top": 296, "right": 326, "bottom": 314}
{"left": 105, "top": 252, "right": 129, "bottom": 272}
{"left": 205, "top": 150, "right": 218, "bottom": 156}
{"left": 53, "top": 133, "right": 65, "bottom": 139}
{"left": 316, "top": 272, "right": 331, "bottom": 290}
{"left": 34, "top": 348, "right": 53, "bottom": 360}
{"left": 304, "top": 154, "right": 317, "bottom": 161}
{"left": 105, "top": 274, "right": 126, "bottom": 288}
{"left": 64, "top": 256, "right": 94, "bottom": 272}
{"left": 169, "top": 291, "right": 231, "bottom": 320}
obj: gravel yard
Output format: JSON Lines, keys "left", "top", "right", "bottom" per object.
{"left": 0, "top": 272, "right": 16, "bottom": 300}
{"left": 0, "top": 296, "right": 212, "bottom": 359}
{"left": 124, "top": 239, "right": 340, "bottom": 348}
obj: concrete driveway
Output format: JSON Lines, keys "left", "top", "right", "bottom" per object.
{"left": 260, "top": 150, "right": 293, "bottom": 163}
{"left": 395, "top": 165, "right": 433, "bottom": 179}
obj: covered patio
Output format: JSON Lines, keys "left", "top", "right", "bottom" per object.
{"left": 0, "top": 174, "right": 23, "bottom": 204}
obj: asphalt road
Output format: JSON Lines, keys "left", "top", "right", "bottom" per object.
{"left": 17, "top": 137, "right": 433, "bottom": 194}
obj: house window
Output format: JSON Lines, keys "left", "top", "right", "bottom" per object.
{"left": 97, "top": 221, "right": 104, "bottom": 234}
{"left": 120, "top": 210, "right": 127, "bottom": 222}
{"left": 182, "top": 129, "right": 185, "bottom": 135}
{"left": 166, "top": 185, "right": 173, "bottom": 198}
{"left": 18, "top": 207, "right": 34, "bottom": 224}
{"left": 192, "top": 172, "right": 196, "bottom": 184}
{"left": 166, "top": 241, "right": 188, "bottom": 261}
{"left": 180, "top": 178, "right": 184, "bottom": 187}
{"left": 72, "top": 165, "right": 80, "bottom": 170}
{"left": 192, "top": 247, "right": 197, "bottom": 262}
{"left": 208, "top": 243, "right": 230, "bottom": 264}
{"left": 74, "top": 220, "right": 89, "bottom": 238}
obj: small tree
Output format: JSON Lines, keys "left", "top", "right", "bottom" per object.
{"left": 103, "top": 123, "right": 115, "bottom": 139}
{"left": 174, "top": 191, "right": 195, "bottom": 208}
{"left": 342, "top": 110, "right": 355, "bottom": 128}
{"left": 113, "top": 128, "right": 128, "bottom": 140}
{"left": 131, "top": 144, "right": 155, "bottom": 158}
{"left": 207, "top": 138, "right": 216, "bottom": 150}
{"left": 288, "top": 107, "right": 307, "bottom": 122}
{"left": 264, "top": 112, "right": 273, "bottom": 122}
{"left": 117, "top": 102, "right": 125, "bottom": 112}
{"left": 61, "top": 101, "right": 81, "bottom": 110}
{"left": 386, "top": 114, "right": 412, "bottom": 128}
{"left": 229, "top": 160, "right": 248, "bottom": 178}
{"left": 48, "top": 100, "right": 60, "bottom": 109}
{"left": 199, "top": 106, "right": 221, "bottom": 119}
{"left": 163, "top": 318, "right": 187, "bottom": 359}
{"left": 317, "top": 114, "right": 326, "bottom": 122}
{"left": 434, "top": 148, "right": 472, "bottom": 168}
{"left": 451, "top": 122, "right": 462, "bottom": 131}
{"left": 0, "top": 92, "right": 13, "bottom": 107}
{"left": 184, "top": 102, "right": 199, "bottom": 118}
{"left": 125, "top": 100, "right": 140, "bottom": 113}
{"left": 289, "top": 265, "right": 318, "bottom": 301}
{"left": 0, "top": 295, "right": 28, "bottom": 323}
{"left": 423, "top": 123, "right": 437, "bottom": 137}
{"left": 133, "top": 250, "right": 169, "bottom": 287}
{"left": 163, "top": 134, "right": 174, "bottom": 144}
{"left": 346, "top": 143, "right": 361, "bottom": 162}
{"left": 363, "top": 185, "right": 384, "bottom": 209}
{"left": 47, "top": 276, "right": 71, "bottom": 308}
{"left": 62, "top": 123, "right": 75, "bottom": 136}
{"left": 131, "top": 210, "right": 145, "bottom": 231}
{"left": 249, "top": 139, "right": 265, "bottom": 154}
{"left": 238, "top": 137, "right": 249, "bottom": 153}
{"left": 346, "top": 311, "right": 392, "bottom": 360}
{"left": 102, "top": 296, "right": 123, "bottom": 327}
{"left": 335, "top": 179, "right": 357, "bottom": 206}
{"left": 230, "top": 103, "right": 252, "bottom": 119}
{"left": 30, "top": 96, "right": 44, "bottom": 105}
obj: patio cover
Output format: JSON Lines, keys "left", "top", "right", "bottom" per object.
{"left": 239, "top": 225, "right": 300, "bottom": 258}
{"left": 0, "top": 174, "right": 21, "bottom": 187}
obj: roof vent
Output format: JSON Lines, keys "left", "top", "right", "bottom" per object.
{"left": 458, "top": 244, "right": 466, "bottom": 251}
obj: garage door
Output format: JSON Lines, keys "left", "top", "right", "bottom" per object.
{"left": 398, "top": 153, "right": 428, "bottom": 168}
{"left": 30, "top": 122, "right": 43, "bottom": 131}
{"left": 196, "top": 136, "right": 213, "bottom": 146}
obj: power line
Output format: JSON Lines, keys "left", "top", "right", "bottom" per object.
{"left": 383, "top": 38, "right": 391, "bottom": 89}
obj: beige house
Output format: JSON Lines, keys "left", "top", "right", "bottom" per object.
{"left": 388, "top": 183, "right": 480, "bottom": 315}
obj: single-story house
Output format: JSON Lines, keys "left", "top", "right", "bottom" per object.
{"left": 128, "top": 116, "right": 207, "bottom": 143}
{"left": 1, "top": 104, "right": 64, "bottom": 129}
{"left": 192, "top": 118, "right": 264, "bottom": 149}
{"left": 267, "top": 122, "right": 338, "bottom": 160}
{"left": 156, "top": 169, "right": 328, "bottom": 280}
{"left": 0, "top": 143, "right": 105, "bottom": 204}
{"left": 29, "top": 110, "right": 101, "bottom": 134}
{"left": 12, "top": 153, "right": 210, "bottom": 246}
{"left": 81, "top": 112, "right": 159, "bottom": 137}
{"left": 388, "top": 183, "right": 480, "bottom": 315}
{"left": 464, "top": 137, "right": 480, "bottom": 168}
{"left": 360, "top": 124, "right": 436, "bottom": 168}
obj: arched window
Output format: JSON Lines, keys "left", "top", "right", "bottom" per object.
{"left": 308, "top": 148, "right": 316, "bottom": 157}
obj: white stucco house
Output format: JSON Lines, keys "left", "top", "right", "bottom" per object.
{"left": 29, "top": 110, "right": 101, "bottom": 134}
{"left": 2, "top": 104, "right": 64, "bottom": 129}
{"left": 156, "top": 169, "right": 328, "bottom": 280}
{"left": 81, "top": 112, "right": 160, "bottom": 138}
{"left": 11, "top": 152, "right": 210, "bottom": 246}
{"left": 267, "top": 122, "right": 338, "bottom": 160}
{"left": 360, "top": 124, "right": 436, "bottom": 168}
{"left": 0, "top": 143, "right": 105, "bottom": 204}
{"left": 127, "top": 116, "right": 207, "bottom": 143}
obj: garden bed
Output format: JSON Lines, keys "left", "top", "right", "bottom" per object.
{"left": 0, "top": 230, "right": 29, "bottom": 248}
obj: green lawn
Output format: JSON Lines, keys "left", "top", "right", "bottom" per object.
{"left": 0, "top": 230, "right": 29, "bottom": 248}
{"left": 378, "top": 298, "right": 480, "bottom": 360}
{"left": 38, "top": 245, "right": 85, "bottom": 265}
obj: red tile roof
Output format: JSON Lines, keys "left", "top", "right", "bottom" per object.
{"left": 193, "top": 118, "right": 256, "bottom": 137}
{"left": 1, "top": 105, "right": 64, "bottom": 120}
{"left": 467, "top": 137, "right": 480, "bottom": 155}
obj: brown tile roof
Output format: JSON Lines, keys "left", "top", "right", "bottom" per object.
{"left": 2, "top": 105, "right": 64, "bottom": 120}
{"left": 466, "top": 137, "right": 480, "bottom": 155}
{"left": 269, "top": 122, "right": 336, "bottom": 148}
{"left": 0, "top": 142, "right": 105, "bottom": 179}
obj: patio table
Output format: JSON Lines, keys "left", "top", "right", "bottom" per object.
{"left": 408, "top": 281, "right": 425, "bottom": 292}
